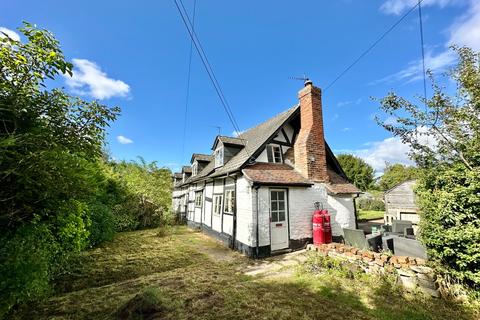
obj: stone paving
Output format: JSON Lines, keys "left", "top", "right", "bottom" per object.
{"left": 243, "top": 249, "right": 308, "bottom": 278}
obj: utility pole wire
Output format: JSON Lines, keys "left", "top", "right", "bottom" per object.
{"left": 174, "top": 0, "right": 251, "bottom": 158}
{"left": 325, "top": 0, "right": 426, "bottom": 91}
{"left": 418, "top": 0, "right": 428, "bottom": 105}
{"left": 177, "top": 0, "right": 242, "bottom": 135}
{"left": 181, "top": 0, "right": 196, "bottom": 161}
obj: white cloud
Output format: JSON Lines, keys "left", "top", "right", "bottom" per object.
{"left": 380, "top": 0, "right": 458, "bottom": 16}
{"left": 232, "top": 130, "right": 245, "bottom": 137}
{"left": 341, "top": 127, "right": 351, "bottom": 132}
{"left": 117, "top": 135, "right": 133, "bottom": 144}
{"left": 448, "top": 1, "right": 480, "bottom": 51}
{"left": 65, "top": 59, "right": 130, "bottom": 99}
{"left": 377, "top": 0, "right": 479, "bottom": 84}
{"left": 352, "top": 137, "right": 413, "bottom": 173}
{"left": 383, "top": 115, "right": 399, "bottom": 126}
{"left": 337, "top": 98, "right": 362, "bottom": 107}
{"left": 0, "top": 27, "right": 20, "bottom": 41}
{"left": 372, "top": 48, "right": 456, "bottom": 85}
{"left": 340, "top": 127, "right": 434, "bottom": 173}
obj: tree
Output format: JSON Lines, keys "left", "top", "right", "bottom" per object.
{"left": 0, "top": 23, "right": 119, "bottom": 315}
{"left": 337, "top": 154, "right": 374, "bottom": 191}
{"left": 0, "top": 22, "right": 120, "bottom": 226}
{"left": 376, "top": 46, "right": 480, "bottom": 289}
{"left": 378, "top": 163, "right": 418, "bottom": 191}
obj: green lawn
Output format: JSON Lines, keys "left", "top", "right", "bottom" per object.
{"left": 10, "top": 226, "right": 478, "bottom": 320}
{"left": 358, "top": 209, "right": 385, "bottom": 221}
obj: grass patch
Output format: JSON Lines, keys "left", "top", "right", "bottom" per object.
{"left": 10, "top": 226, "right": 478, "bottom": 320}
{"left": 358, "top": 209, "right": 385, "bottom": 221}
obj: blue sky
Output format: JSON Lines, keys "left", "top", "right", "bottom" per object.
{"left": 2, "top": 0, "right": 479, "bottom": 173}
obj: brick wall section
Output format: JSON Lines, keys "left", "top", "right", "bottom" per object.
{"left": 294, "top": 83, "right": 329, "bottom": 182}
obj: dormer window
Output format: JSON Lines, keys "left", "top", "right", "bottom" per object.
{"left": 214, "top": 147, "right": 224, "bottom": 168}
{"left": 192, "top": 162, "right": 198, "bottom": 176}
{"left": 267, "top": 145, "right": 282, "bottom": 163}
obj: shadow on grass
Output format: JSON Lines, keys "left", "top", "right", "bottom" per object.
{"left": 11, "top": 227, "right": 478, "bottom": 320}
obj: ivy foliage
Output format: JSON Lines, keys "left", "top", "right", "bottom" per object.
{"left": 376, "top": 46, "right": 480, "bottom": 289}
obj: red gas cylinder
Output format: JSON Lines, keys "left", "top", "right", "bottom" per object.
{"left": 312, "top": 208, "right": 332, "bottom": 245}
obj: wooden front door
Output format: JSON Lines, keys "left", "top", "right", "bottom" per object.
{"left": 270, "top": 189, "right": 288, "bottom": 251}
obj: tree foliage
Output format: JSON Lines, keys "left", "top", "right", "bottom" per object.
{"left": 376, "top": 46, "right": 480, "bottom": 289}
{"left": 337, "top": 154, "right": 374, "bottom": 191}
{"left": 378, "top": 163, "right": 418, "bottom": 191}
{"left": 0, "top": 23, "right": 173, "bottom": 315}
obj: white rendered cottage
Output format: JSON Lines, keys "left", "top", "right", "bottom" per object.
{"left": 172, "top": 81, "right": 360, "bottom": 257}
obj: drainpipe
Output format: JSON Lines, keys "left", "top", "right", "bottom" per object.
{"left": 254, "top": 185, "right": 261, "bottom": 258}
{"left": 353, "top": 193, "right": 360, "bottom": 229}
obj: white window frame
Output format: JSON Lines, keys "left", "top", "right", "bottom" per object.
{"left": 224, "top": 190, "right": 235, "bottom": 214}
{"left": 192, "top": 162, "right": 198, "bottom": 176}
{"left": 267, "top": 145, "right": 282, "bottom": 163}
{"left": 213, "top": 194, "right": 223, "bottom": 216}
{"left": 214, "top": 147, "right": 224, "bottom": 168}
{"left": 194, "top": 191, "right": 203, "bottom": 208}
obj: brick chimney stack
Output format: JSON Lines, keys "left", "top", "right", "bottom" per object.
{"left": 293, "top": 80, "right": 329, "bottom": 182}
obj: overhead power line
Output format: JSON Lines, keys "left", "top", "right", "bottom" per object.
{"left": 418, "top": 0, "right": 428, "bottom": 105}
{"left": 181, "top": 0, "right": 196, "bottom": 161}
{"left": 325, "top": 0, "right": 426, "bottom": 91}
{"left": 173, "top": 0, "right": 251, "bottom": 158}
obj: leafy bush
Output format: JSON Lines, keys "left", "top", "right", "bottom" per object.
{"left": 417, "top": 165, "right": 480, "bottom": 288}
{"left": 87, "top": 202, "right": 115, "bottom": 247}
{"left": 357, "top": 198, "right": 385, "bottom": 211}
{"left": 0, "top": 23, "right": 173, "bottom": 315}
{"left": 376, "top": 47, "right": 480, "bottom": 290}
{"left": 0, "top": 222, "right": 55, "bottom": 316}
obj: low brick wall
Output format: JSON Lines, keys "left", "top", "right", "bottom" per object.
{"left": 306, "top": 243, "right": 440, "bottom": 298}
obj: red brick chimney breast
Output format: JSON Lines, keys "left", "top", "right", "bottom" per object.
{"left": 293, "top": 81, "right": 329, "bottom": 182}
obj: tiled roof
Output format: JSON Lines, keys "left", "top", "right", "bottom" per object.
{"left": 174, "top": 172, "right": 183, "bottom": 179}
{"left": 217, "top": 136, "right": 245, "bottom": 146}
{"left": 209, "top": 105, "right": 300, "bottom": 178}
{"left": 191, "top": 153, "right": 213, "bottom": 163}
{"left": 182, "top": 166, "right": 192, "bottom": 173}
{"left": 325, "top": 169, "right": 361, "bottom": 194}
{"left": 242, "top": 163, "right": 313, "bottom": 186}
{"left": 178, "top": 105, "right": 299, "bottom": 186}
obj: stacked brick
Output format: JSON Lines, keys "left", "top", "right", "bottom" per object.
{"left": 306, "top": 243, "right": 440, "bottom": 298}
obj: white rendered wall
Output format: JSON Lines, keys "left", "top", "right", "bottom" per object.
{"left": 222, "top": 177, "right": 235, "bottom": 235}
{"left": 256, "top": 187, "right": 272, "bottom": 247}
{"left": 326, "top": 194, "right": 356, "bottom": 236}
{"left": 287, "top": 183, "right": 357, "bottom": 240}
{"left": 204, "top": 182, "right": 213, "bottom": 227}
{"left": 235, "top": 176, "right": 255, "bottom": 246}
{"left": 193, "top": 184, "right": 203, "bottom": 223}
{"left": 211, "top": 178, "right": 224, "bottom": 232}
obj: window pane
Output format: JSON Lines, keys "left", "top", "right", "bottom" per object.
{"left": 267, "top": 145, "right": 273, "bottom": 162}
{"left": 271, "top": 212, "right": 278, "bottom": 222}
{"left": 271, "top": 201, "right": 277, "bottom": 211}
{"left": 278, "top": 192, "right": 285, "bottom": 200}
{"left": 279, "top": 211, "right": 285, "bottom": 221}
{"left": 271, "top": 191, "right": 278, "bottom": 200}
{"left": 278, "top": 201, "right": 285, "bottom": 211}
